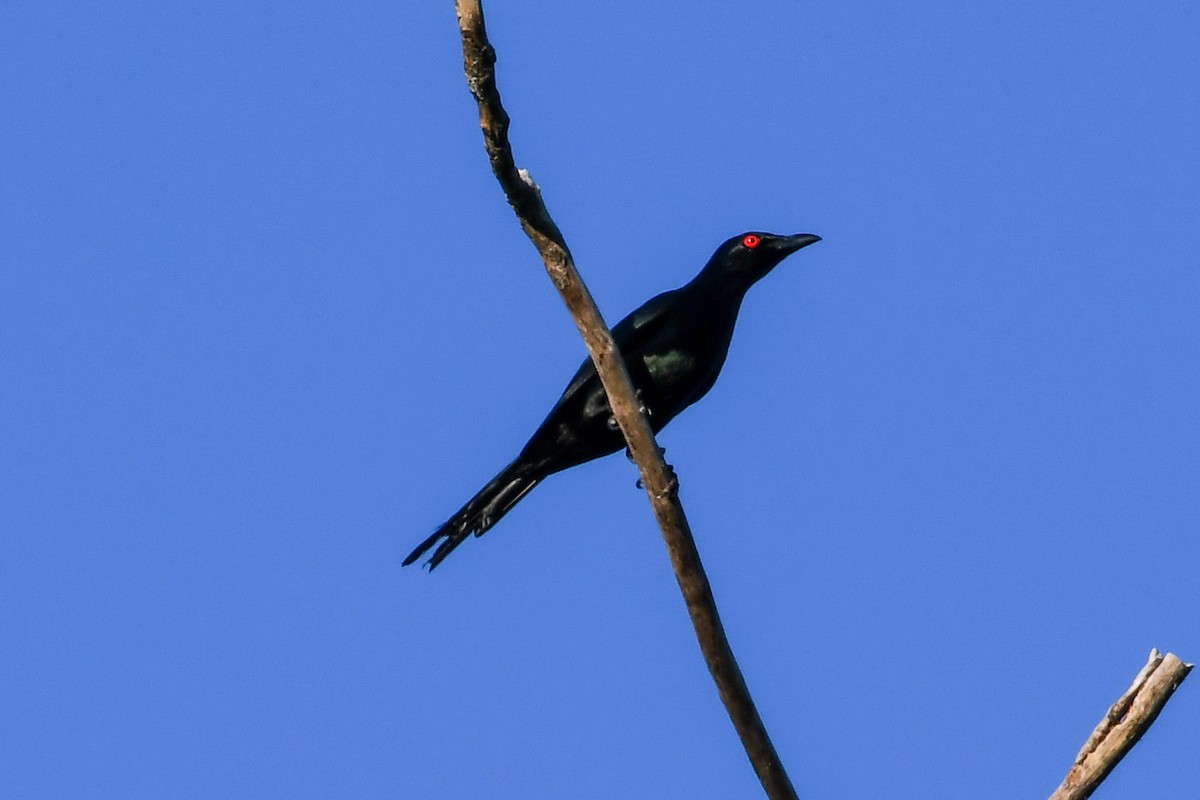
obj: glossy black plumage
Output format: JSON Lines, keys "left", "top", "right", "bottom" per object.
{"left": 404, "top": 231, "right": 821, "bottom": 569}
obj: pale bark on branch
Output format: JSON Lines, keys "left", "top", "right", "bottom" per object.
{"left": 1049, "top": 649, "right": 1192, "bottom": 800}
{"left": 452, "top": 2, "right": 797, "bottom": 798}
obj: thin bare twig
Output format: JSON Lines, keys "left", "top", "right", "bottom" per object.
{"left": 1049, "top": 649, "right": 1192, "bottom": 800}
{"left": 451, "top": 2, "right": 797, "bottom": 797}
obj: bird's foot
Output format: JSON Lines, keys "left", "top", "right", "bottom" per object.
{"left": 606, "top": 391, "right": 653, "bottom": 431}
{"left": 626, "top": 444, "right": 666, "bottom": 463}
{"left": 658, "top": 466, "right": 680, "bottom": 499}
{"left": 635, "top": 461, "right": 677, "bottom": 492}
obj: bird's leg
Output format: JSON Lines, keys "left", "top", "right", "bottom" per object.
{"left": 635, "top": 461, "right": 676, "bottom": 491}
{"left": 625, "top": 443, "right": 666, "bottom": 463}
{"left": 605, "top": 390, "right": 669, "bottom": 488}
{"left": 630, "top": 445, "right": 671, "bottom": 490}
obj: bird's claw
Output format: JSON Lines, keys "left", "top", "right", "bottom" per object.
{"left": 626, "top": 444, "right": 666, "bottom": 463}
{"left": 606, "top": 391, "right": 652, "bottom": 432}
{"left": 635, "top": 462, "right": 677, "bottom": 492}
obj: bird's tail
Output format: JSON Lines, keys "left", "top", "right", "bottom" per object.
{"left": 403, "top": 461, "right": 541, "bottom": 570}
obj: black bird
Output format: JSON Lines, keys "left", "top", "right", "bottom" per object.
{"left": 405, "top": 231, "right": 821, "bottom": 569}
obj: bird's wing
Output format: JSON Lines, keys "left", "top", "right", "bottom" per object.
{"left": 555, "top": 289, "right": 680, "bottom": 404}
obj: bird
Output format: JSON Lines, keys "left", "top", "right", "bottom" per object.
{"left": 404, "top": 231, "right": 821, "bottom": 569}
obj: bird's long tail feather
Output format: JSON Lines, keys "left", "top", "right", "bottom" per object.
{"left": 404, "top": 462, "right": 540, "bottom": 569}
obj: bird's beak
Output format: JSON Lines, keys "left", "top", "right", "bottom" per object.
{"left": 774, "top": 233, "right": 822, "bottom": 255}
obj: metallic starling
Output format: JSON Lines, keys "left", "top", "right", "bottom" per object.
{"left": 405, "top": 231, "right": 821, "bottom": 569}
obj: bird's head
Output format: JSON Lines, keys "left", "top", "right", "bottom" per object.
{"left": 702, "top": 231, "right": 822, "bottom": 290}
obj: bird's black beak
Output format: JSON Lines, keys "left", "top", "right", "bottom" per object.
{"left": 773, "top": 233, "right": 821, "bottom": 255}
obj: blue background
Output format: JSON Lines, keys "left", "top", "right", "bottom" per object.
{"left": 2, "top": 2, "right": 1197, "bottom": 798}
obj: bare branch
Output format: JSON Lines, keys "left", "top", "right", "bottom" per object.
{"left": 1049, "top": 649, "right": 1192, "bottom": 800}
{"left": 452, "top": 1, "right": 798, "bottom": 797}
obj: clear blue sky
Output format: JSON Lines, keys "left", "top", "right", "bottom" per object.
{"left": 2, "top": 2, "right": 1197, "bottom": 798}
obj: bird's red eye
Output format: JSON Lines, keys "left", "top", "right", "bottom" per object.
{"left": 743, "top": 234, "right": 761, "bottom": 249}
